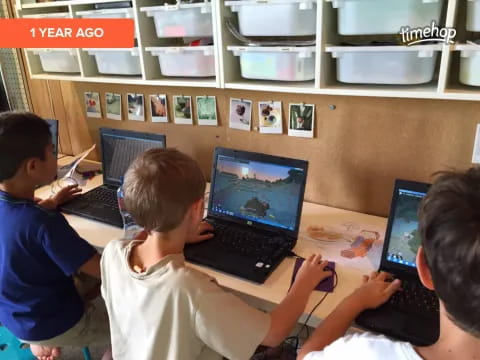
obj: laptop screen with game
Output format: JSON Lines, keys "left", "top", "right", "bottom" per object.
{"left": 100, "top": 128, "right": 166, "bottom": 187}
{"left": 209, "top": 148, "right": 308, "bottom": 234}
{"left": 382, "top": 180, "right": 430, "bottom": 273}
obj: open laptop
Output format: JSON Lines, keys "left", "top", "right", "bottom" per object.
{"left": 184, "top": 147, "right": 308, "bottom": 284}
{"left": 60, "top": 128, "right": 166, "bottom": 228}
{"left": 356, "top": 179, "right": 440, "bottom": 346}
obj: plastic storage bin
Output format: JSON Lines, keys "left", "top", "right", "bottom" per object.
{"left": 146, "top": 46, "right": 215, "bottom": 77}
{"left": 456, "top": 44, "right": 480, "bottom": 86}
{"left": 326, "top": 0, "right": 444, "bottom": 35}
{"left": 228, "top": 46, "right": 315, "bottom": 81}
{"left": 30, "top": 48, "right": 80, "bottom": 73}
{"left": 85, "top": 48, "right": 141, "bottom": 75}
{"left": 140, "top": 2, "right": 212, "bottom": 38}
{"left": 76, "top": 8, "right": 135, "bottom": 37}
{"left": 467, "top": 0, "right": 480, "bottom": 31}
{"left": 23, "top": 12, "right": 70, "bottom": 18}
{"left": 325, "top": 45, "right": 441, "bottom": 85}
{"left": 225, "top": 0, "right": 317, "bottom": 36}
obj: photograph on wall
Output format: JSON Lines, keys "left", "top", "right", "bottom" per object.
{"left": 196, "top": 96, "right": 217, "bottom": 126}
{"left": 127, "top": 93, "right": 145, "bottom": 121}
{"left": 288, "top": 103, "right": 315, "bottom": 138}
{"left": 229, "top": 98, "right": 252, "bottom": 131}
{"left": 259, "top": 101, "right": 282, "bottom": 134}
{"left": 150, "top": 94, "right": 168, "bottom": 123}
{"left": 173, "top": 95, "right": 193, "bottom": 125}
{"left": 84, "top": 92, "right": 101, "bottom": 118}
{"left": 105, "top": 92, "right": 122, "bottom": 121}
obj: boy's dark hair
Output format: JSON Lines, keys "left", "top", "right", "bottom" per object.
{"left": 123, "top": 148, "right": 206, "bottom": 232}
{"left": 0, "top": 112, "right": 52, "bottom": 182}
{"left": 419, "top": 167, "right": 480, "bottom": 337}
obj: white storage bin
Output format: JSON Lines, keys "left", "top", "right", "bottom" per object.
{"left": 326, "top": 0, "right": 444, "bottom": 35}
{"left": 228, "top": 46, "right": 315, "bottom": 81}
{"left": 30, "top": 48, "right": 80, "bottom": 73}
{"left": 467, "top": 0, "right": 480, "bottom": 31}
{"left": 85, "top": 48, "right": 141, "bottom": 75}
{"left": 140, "top": 2, "right": 212, "bottom": 38}
{"left": 456, "top": 44, "right": 480, "bottom": 86}
{"left": 23, "top": 12, "right": 70, "bottom": 18}
{"left": 76, "top": 8, "right": 136, "bottom": 37}
{"left": 326, "top": 45, "right": 441, "bottom": 85}
{"left": 225, "top": 0, "right": 316, "bottom": 36}
{"left": 146, "top": 46, "right": 215, "bottom": 77}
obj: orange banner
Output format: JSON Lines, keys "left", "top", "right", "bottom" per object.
{"left": 0, "top": 19, "right": 135, "bottom": 48}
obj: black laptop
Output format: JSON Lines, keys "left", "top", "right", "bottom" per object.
{"left": 60, "top": 128, "right": 166, "bottom": 227}
{"left": 184, "top": 147, "right": 308, "bottom": 284}
{"left": 356, "top": 179, "right": 439, "bottom": 346}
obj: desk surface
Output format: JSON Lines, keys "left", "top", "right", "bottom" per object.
{"left": 37, "top": 157, "right": 388, "bottom": 327}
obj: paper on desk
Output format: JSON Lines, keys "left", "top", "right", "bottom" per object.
{"left": 57, "top": 144, "right": 96, "bottom": 186}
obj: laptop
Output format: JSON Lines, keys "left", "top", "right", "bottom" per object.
{"left": 60, "top": 128, "right": 166, "bottom": 228}
{"left": 356, "top": 179, "right": 440, "bottom": 346}
{"left": 184, "top": 147, "right": 308, "bottom": 284}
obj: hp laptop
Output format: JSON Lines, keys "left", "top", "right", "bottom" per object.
{"left": 356, "top": 179, "right": 440, "bottom": 346}
{"left": 60, "top": 128, "right": 166, "bottom": 227}
{"left": 184, "top": 147, "right": 308, "bottom": 284}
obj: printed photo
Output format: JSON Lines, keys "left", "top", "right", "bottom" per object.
{"left": 173, "top": 95, "right": 193, "bottom": 125}
{"left": 150, "top": 94, "right": 168, "bottom": 123}
{"left": 84, "top": 92, "right": 101, "bottom": 118}
{"left": 288, "top": 103, "right": 315, "bottom": 138}
{"left": 127, "top": 93, "right": 145, "bottom": 122}
{"left": 229, "top": 98, "right": 252, "bottom": 131}
{"left": 196, "top": 96, "right": 217, "bottom": 126}
{"left": 259, "top": 101, "right": 282, "bottom": 134}
{"left": 105, "top": 92, "right": 122, "bottom": 121}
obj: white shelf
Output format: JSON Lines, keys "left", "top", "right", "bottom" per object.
{"left": 16, "top": 0, "right": 480, "bottom": 101}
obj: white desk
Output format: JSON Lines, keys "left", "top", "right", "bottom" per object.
{"left": 37, "top": 158, "right": 387, "bottom": 327}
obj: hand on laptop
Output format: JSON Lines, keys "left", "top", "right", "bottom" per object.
{"left": 292, "top": 254, "right": 333, "bottom": 292}
{"left": 186, "top": 221, "right": 214, "bottom": 244}
{"left": 348, "top": 271, "right": 401, "bottom": 310}
{"left": 39, "top": 184, "right": 82, "bottom": 209}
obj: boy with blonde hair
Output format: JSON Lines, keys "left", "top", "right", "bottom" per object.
{"left": 101, "top": 148, "right": 332, "bottom": 360}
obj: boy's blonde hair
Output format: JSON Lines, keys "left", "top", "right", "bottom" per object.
{"left": 123, "top": 148, "right": 206, "bottom": 232}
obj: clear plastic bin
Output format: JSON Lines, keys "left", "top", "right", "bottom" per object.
{"left": 85, "top": 48, "right": 141, "bottom": 75}
{"left": 76, "top": 8, "right": 136, "bottom": 37}
{"left": 326, "top": 0, "right": 444, "bottom": 35}
{"left": 467, "top": 0, "right": 480, "bottom": 31}
{"left": 225, "top": 0, "right": 317, "bottom": 36}
{"left": 140, "top": 2, "right": 212, "bottom": 38}
{"left": 23, "top": 12, "right": 70, "bottom": 18}
{"left": 326, "top": 45, "right": 441, "bottom": 85}
{"left": 30, "top": 49, "right": 80, "bottom": 73}
{"left": 146, "top": 46, "right": 215, "bottom": 77}
{"left": 228, "top": 46, "right": 316, "bottom": 81}
{"left": 456, "top": 44, "right": 480, "bottom": 86}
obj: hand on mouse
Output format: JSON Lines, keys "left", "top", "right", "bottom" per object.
{"left": 186, "top": 221, "right": 214, "bottom": 244}
{"left": 347, "top": 271, "right": 401, "bottom": 310}
{"left": 292, "top": 254, "right": 333, "bottom": 293}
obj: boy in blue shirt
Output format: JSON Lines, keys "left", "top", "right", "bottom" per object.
{"left": 0, "top": 112, "right": 110, "bottom": 360}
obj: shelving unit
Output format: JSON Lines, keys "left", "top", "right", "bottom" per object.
{"left": 15, "top": 0, "right": 480, "bottom": 101}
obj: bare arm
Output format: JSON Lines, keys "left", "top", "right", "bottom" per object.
{"left": 297, "top": 272, "right": 401, "bottom": 360}
{"left": 262, "top": 254, "right": 333, "bottom": 347}
{"left": 78, "top": 252, "right": 101, "bottom": 279}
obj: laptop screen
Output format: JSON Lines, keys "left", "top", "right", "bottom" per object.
{"left": 385, "top": 187, "right": 427, "bottom": 269}
{"left": 210, "top": 153, "right": 307, "bottom": 232}
{"left": 101, "top": 128, "right": 166, "bottom": 186}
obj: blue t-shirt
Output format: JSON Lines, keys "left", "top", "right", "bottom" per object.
{"left": 0, "top": 190, "right": 97, "bottom": 341}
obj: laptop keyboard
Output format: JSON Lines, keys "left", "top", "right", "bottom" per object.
{"left": 389, "top": 280, "right": 439, "bottom": 316}
{"left": 214, "top": 223, "right": 289, "bottom": 261}
{"left": 83, "top": 187, "right": 118, "bottom": 209}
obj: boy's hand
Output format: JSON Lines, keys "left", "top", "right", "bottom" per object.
{"left": 292, "top": 254, "right": 333, "bottom": 292}
{"left": 39, "top": 185, "right": 82, "bottom": 209}
{"left": 348, "top": 271, "right": 401, "bottom": 310}
{"left": 186, "top": 221, "right": 214, "bottom": 244}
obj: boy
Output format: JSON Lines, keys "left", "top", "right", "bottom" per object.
{"left": 298, "top": 168, "right": 480, "bottom": 360}
{"left": 101, "top": 148, "right": 333, "bottom": 360}
{"left": 0, "top": 112, "right": 110, "bottom": 360}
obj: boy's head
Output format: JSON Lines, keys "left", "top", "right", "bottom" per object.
{"left": 123, "top": 148, "right": 206, "bottom": 233}
{"left": 418, "top": 167, "right": 480, "bottom": 337}
{"left": 0, "top": 112, "right": 56, "bottom": 185}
